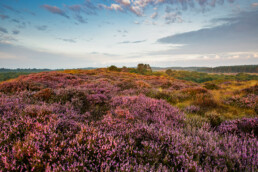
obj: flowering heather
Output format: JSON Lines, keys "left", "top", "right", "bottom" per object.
{"left": 224, "top": 94, "right": 258, "bottom": 109}
{"left": 218, "top": 117, "right": 258, "bottom": 136}
{"left": 184, "top": 105, "right": 201, "bottom": 114}
{"left": 0, "top": 70, "right": 257, "bottom": 171}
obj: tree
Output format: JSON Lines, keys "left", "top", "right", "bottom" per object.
{"left": 165, "top": 69, "right": 173, "bottom": 76}
{"left": 108, "top": 65, "right": 121, "bottom": 72}
{"left": 137, "top": 63, "right": 152, "bottom": 74}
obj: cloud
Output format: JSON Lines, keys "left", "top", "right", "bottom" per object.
{"left": 0, "top": 42, "right": 70, "bottom": 68}
{"left": 68, "top": 5, "right": 82, "bottom": 12}
{"left": 42, "top": 5, "right": 69, "bottom": 18}
{"left": 119, "top": 40, "right": 146, "bottom": 44}
{"left": 101, "top": 4, "right": 123, "bottom": 11}
{"left": 129, "top": 7, "right": 142, "bottom": 16}
{"left": 110, "top": 4, "right": 123, "bottom": 11}
{"left": 151, "top": 12, "right": 158, "bottom": 19}
{"left": 116, "top": 0, "right": 131, "bottom": 6}
{"left": 117, "top": 29, "right": 128, "bottom": 33}
{"left": 66, "top": 1, "right": 97, "bottom": 15}
{"left": 109, "top": 0, "right": 236, "bottom": 16}
{"left": 23, "top": 9, "right": 36, "bottom": 16}
{"left": 35, "top": 25, "right": 48, "bottom": 31}
{"left": 0, "top": 42, "right": 118, "bottom": 69}
{"left": 0, "top": 35, "right": 17, "bottom": 44}
{"left": 159, "top": 0, "right": 235, "bottom": 10}
{"left": 90, "top": 51, "right": 118, "bottom": 57}
{"left": 0, "top": 14, "right": 9, "bottom": 20}
{"left": 157, "top": 9, "right": 258, "bottom": 54}
{"left": 164, "top": 11, "right": 183, "bottom": 24}
{"left": 12, "top": 30, "right": 20, "bottom": 35}
{"left": 0, "top": 27, "right": 8, "bottom": 33}
{"left": 75, "top": 14, "right": 87, "bottom": 24}
{"left": 11, "top": 19, "right": 20, "bottom": 23}
{"left": 57, "top": 38, "right": 76, "bottom": 43}
{"left": 252, "top": 3, "right": 258, "bottom": 7}
{"left": 81, "top": 0, "right": 98, "bottom": 15}
{"left": 2, "top": 4, "right": 20, "bottom": 13}
{"left": 65, "top": 1, "right": 98, "bottom": 24}
{"left": 17, "top": 22, "right": 27, "bottom": 29}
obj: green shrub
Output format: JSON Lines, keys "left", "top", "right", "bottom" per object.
{"left": 204, "top": 83, "right": 220, "bottom": 90}
{"left": 205, "top": 111, "right": 224, "bottom": 127}
{"left": 194, "top": 94, "right": 218, "bottom": 109}
{"left": 186, "top": 115, "right": 209, "bottom": 128}
{"left": 108, "top": 65, "right": 121, "bottom": 72}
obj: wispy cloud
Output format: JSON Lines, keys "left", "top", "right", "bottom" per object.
{"left": 252, "top": 3, "right": 258, "bottom": 7}
{"left": 12, "top": 30, "right": 20, "bottom": 35}
{"left": 42, "top": 5, "right": 69, "bottom": 18}
{"left": 11, "top": 19, "right": 20, "bottom": 23}
{"left": 117, "top": 29, "right": 128, "bottom": 33}
{"left": 0, "top": 14, "right": 9, "bottom": 20}
{"left": 75, "top": 14, "right": 87, "bottom": 24}
{"left": 107, "top": 0, "right": 236, "bottom": 16}
{"left": 68, "top": 5, "right": 82, "bottom": 12}
{"left": 2, "top": 4, "right": 20, "bottom": 13}
{"left": 66, "top": 1, "right": 97, "bottom": 15}
{"left": 57, "top": 38, "right": 76, "bottom": 43}
{"left": 151, "top": 12, "right": 158, "bottom": 19}
{"left": 164, "top": 11, "right": 183, "bottom": 24}
{"left": 116, "top": 0, "right": 131, "bottom": 6}
{"left": 0, "top": 35, "right": 17, "bottom": 44}
{"left": 23, "top": 9, "right": 36, "bottom": 16}
{"left": 119, "top": 40, "right": 146, "bottom": 44}
{"left": 35, "top": 25, "right": 48, "bottom": 31}
{"left": 0, "top": 27, "right": 8, "bottom": 33}
{"left": 100, "top": 4, "right": 123, "bottom": 11}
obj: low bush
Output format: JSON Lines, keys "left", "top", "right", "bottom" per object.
{"left": 205, "top": 111, "right": 225, "bottom": 127}
{"left": 108, "top": 65, "right": 121, "bottom": 72}
{"left": 218, "top": 117, "right": 258, "bottom": 136}
{"left": 194, "top": 94, "right": 218, "bottom": 109}
{"left": 204, "top": 82, "right": 220, "bottom": 90}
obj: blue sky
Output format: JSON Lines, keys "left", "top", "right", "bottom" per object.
{"left": 0, "top": 0, "right": 257, "bottom": 68}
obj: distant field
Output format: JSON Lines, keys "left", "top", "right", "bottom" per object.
{"left": 209, "top": 72, "right": 258, "bottom": 75}
{"left": 153, "top": 69, "right": 258, "bottom": 75}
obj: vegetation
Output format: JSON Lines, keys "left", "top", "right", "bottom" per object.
{"left": 107, "top": 65, "right": 121, "bottom": 72}
{"left": 0, "top": 67, "right": 257, "bottom": 171}
{"left": 165, "top": 69, "right": 258, "bottom": 83}
{"left": 153, "top": 65, "right": 258, "bottom": 73}
{"left": 0, "top": 68, "right": 50, "bottom": 82}
{"left": 197, "top": 65, "right": 258, "bottom": 73}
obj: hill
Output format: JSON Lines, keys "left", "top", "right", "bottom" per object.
{"left": 0, "top": 69, "right": 257, "bottom": 171}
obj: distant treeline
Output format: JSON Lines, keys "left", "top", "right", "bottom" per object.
{"left": 153, "top": 65, "right": 258, "bottom": 73}
{"left": 0, "top": 68, "right": 97, "bottom": 82}
{"left": 197, "top": 65, "right": 258, "bottom": 73}
{"left": 0, "top": 68, "right": 51, "bottom": 82}
{"left": 0, "top": 68, "right": 51, "bottom": 73}
{"left": 165, "top": 70, "right": 258, "bottom": 83}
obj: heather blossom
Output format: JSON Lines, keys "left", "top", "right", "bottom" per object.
{"left": 0, "top": 70, "right": 257, "bottom": 171}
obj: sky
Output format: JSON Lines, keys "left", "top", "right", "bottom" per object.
{"left": 0, "top": 0, "right": 258, "bottom": 69}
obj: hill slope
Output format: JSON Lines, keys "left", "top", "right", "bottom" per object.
{"left": 0, "top": 69, "right": 257, "bottom": 171}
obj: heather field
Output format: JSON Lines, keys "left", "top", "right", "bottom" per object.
{"left": 0, "top": 68, "right": 257, "bottom": 171}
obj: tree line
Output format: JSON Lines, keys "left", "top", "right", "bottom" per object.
{"left": 197, "top": 65, "right": 258, "bottom": 73}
